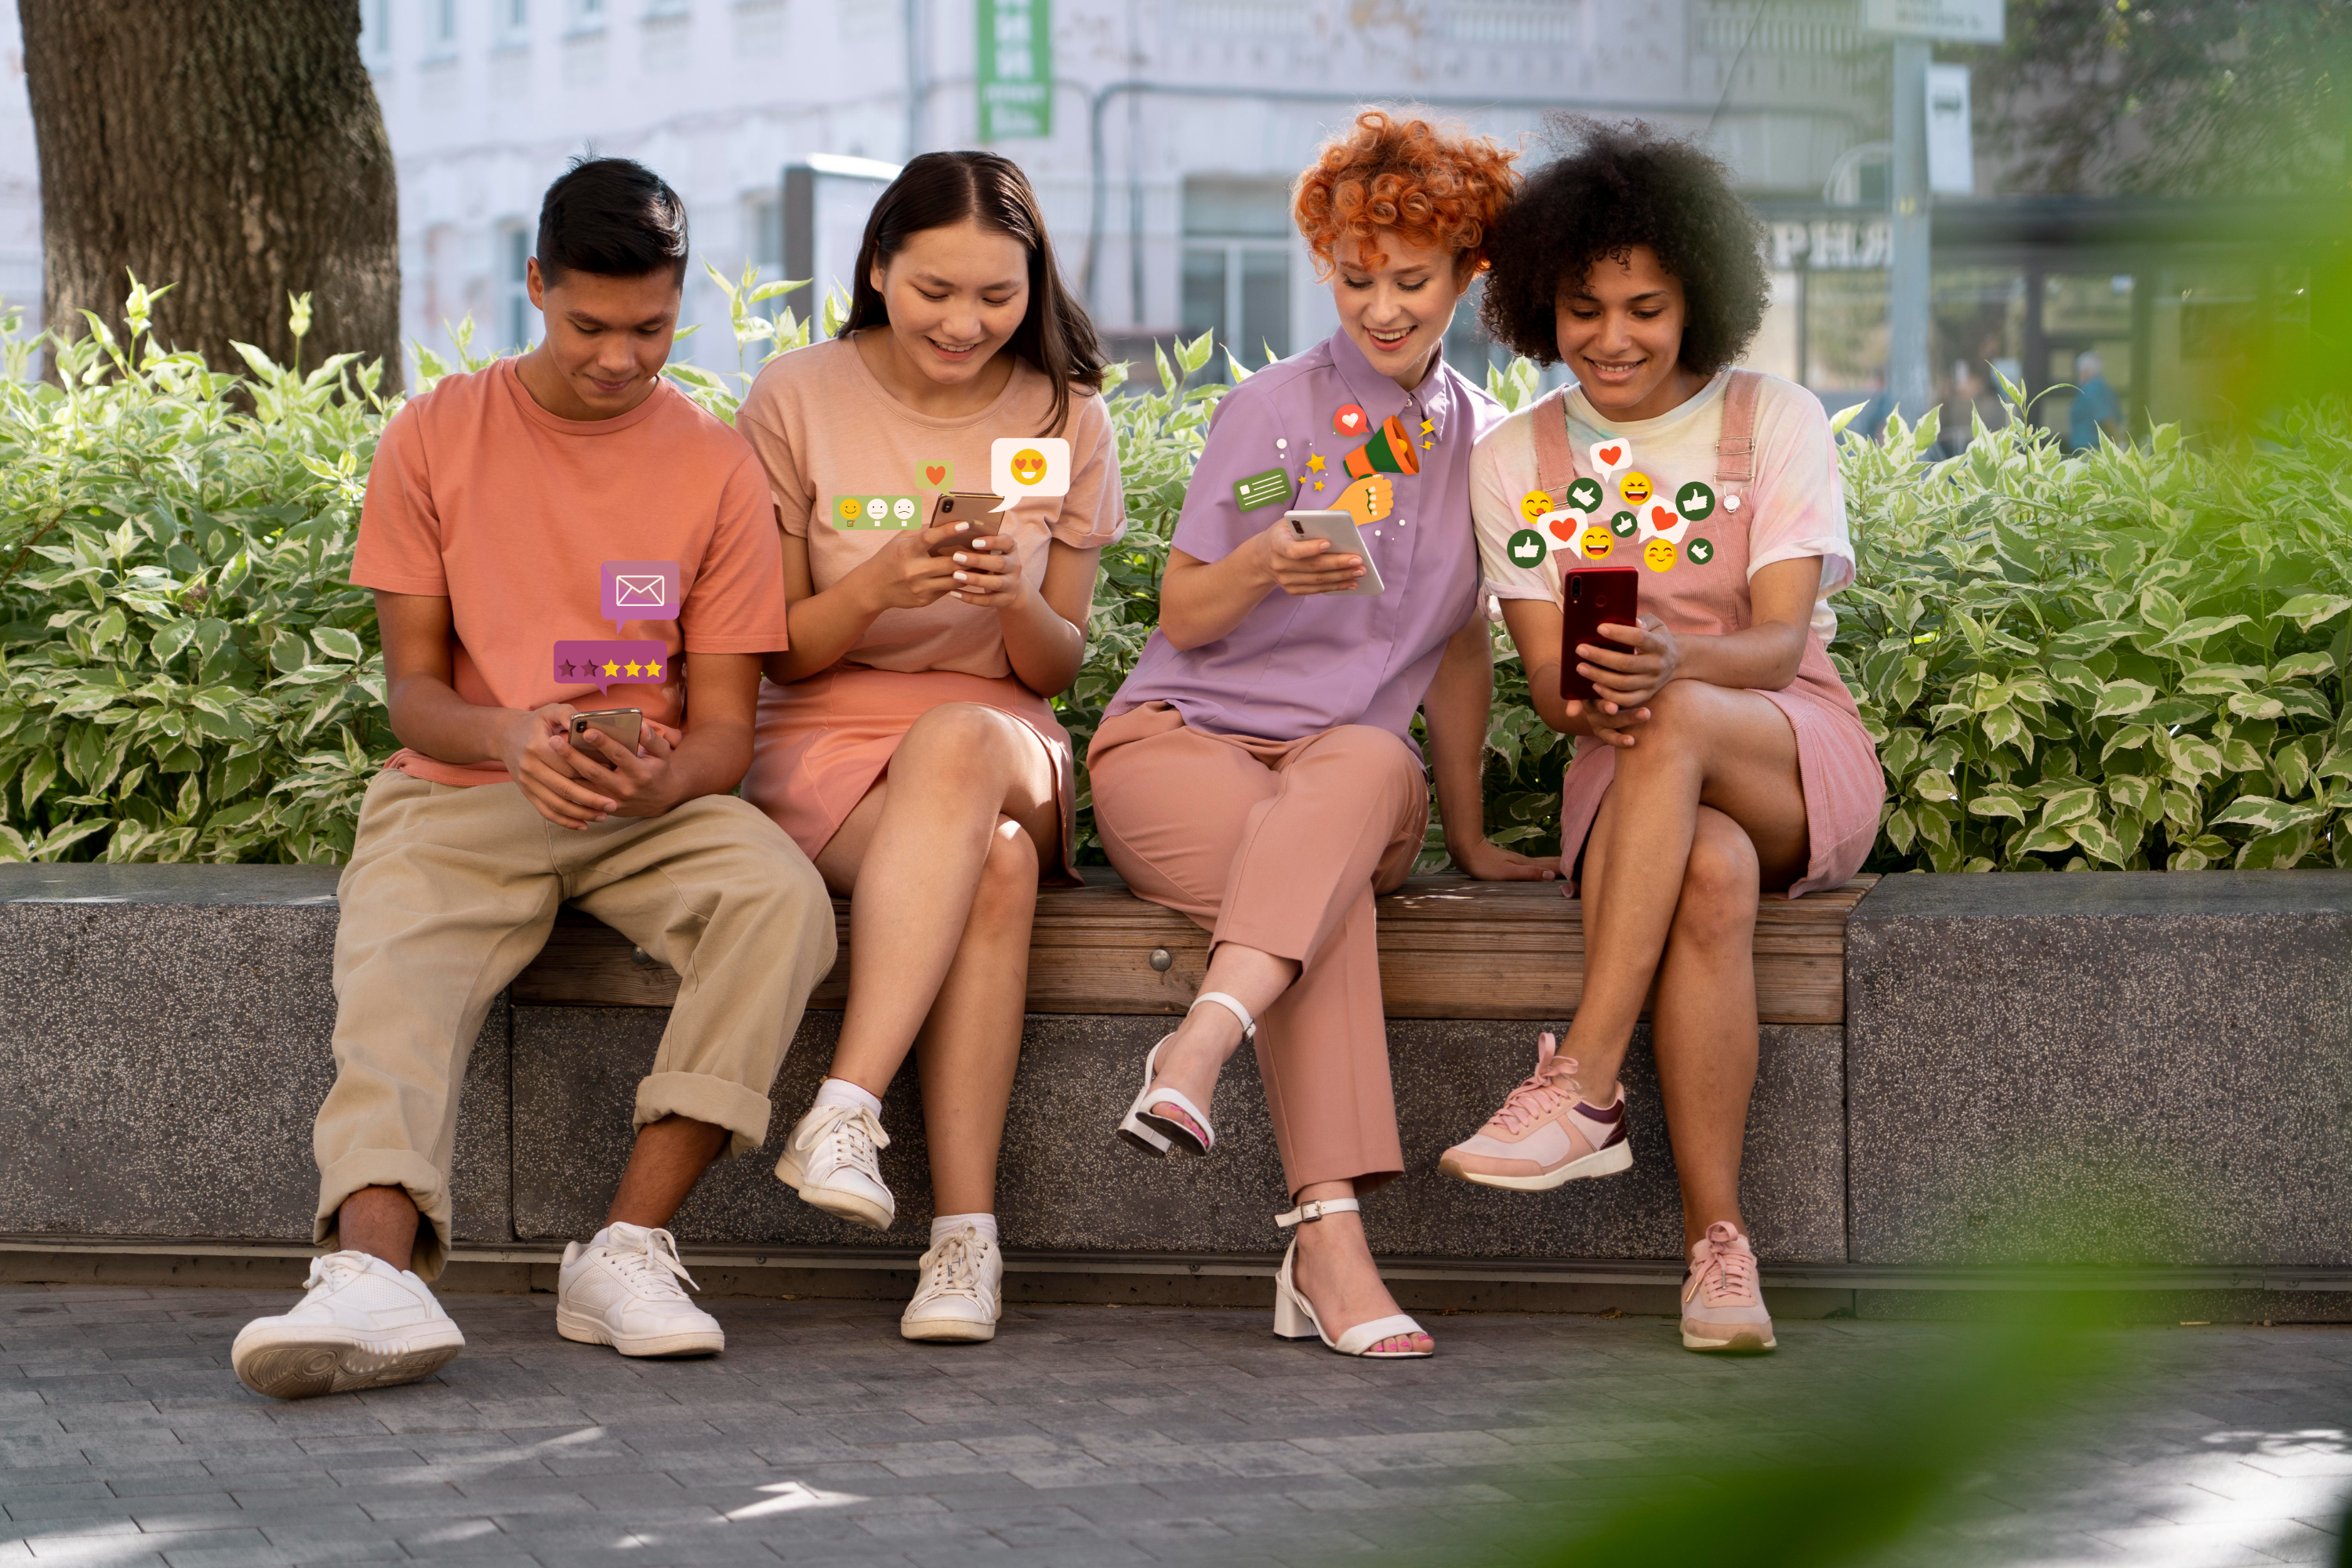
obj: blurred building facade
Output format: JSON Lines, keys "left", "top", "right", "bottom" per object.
{"left": 0, "top": 0, "right": 2299, "bottom": 435}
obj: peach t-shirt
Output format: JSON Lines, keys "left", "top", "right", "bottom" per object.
{"left": 733, "top": 336, "right": 1125, "bottom": 678}
{"left": 352, "top": 358, "right": 791, "bottom": 786}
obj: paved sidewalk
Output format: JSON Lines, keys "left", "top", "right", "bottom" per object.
{"left": 1, "top": 1283, "right": 2347, "bottom": 1566}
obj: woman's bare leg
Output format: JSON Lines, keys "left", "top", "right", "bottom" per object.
{"left": 1558, "top": 682, "right": 1809, "bottom": 1100}
{"left": 913, "top": 818, "right": 1040, "bottom": 1214}
{"left": 1287, "top": 1178, "right": 1432, "bottom": 1356}
{"left": 1131, "top": 942, "right": 1298, "bottom": 1142}
{"left": 1649, "top": 807, "right": 1767, "bottom": 1250}
{"left": 813, "top": 702, "right": 1060, "bottom": 1098}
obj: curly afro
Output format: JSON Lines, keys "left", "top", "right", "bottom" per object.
{"left": 1292, "top": 110, "right": 1521, "bottom": 280}
{"left": 1479, "top": 117, "right": 1769, "bottom": 376}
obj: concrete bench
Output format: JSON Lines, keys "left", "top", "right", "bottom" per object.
{"left": 2, "top": 862, "right": 2345, "bottom": 1321}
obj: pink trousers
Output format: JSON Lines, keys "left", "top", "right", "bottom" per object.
{"left": 1086, "top": 703, "right": 1428, "bottom": 1196}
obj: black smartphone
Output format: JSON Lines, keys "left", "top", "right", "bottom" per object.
{"left": 1559, "top": 567, "right": 1639, "bottom": 705}
{"left": 928, "top": 491, "right": 1007, "bottom": 554}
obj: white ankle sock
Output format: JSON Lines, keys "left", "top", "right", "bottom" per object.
{"left": 811, "top": 1078, "right": 883, "bottom": 1118}
{"left": 931, "top": 1213, "right": 998, "bottom": 1247}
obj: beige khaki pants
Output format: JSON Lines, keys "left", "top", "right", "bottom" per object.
{"left": 314, "top": 771, "right": 836, "bottom": 1279}
{"left": 1087, "top": 703, "right": 1428, "bottom": 1197}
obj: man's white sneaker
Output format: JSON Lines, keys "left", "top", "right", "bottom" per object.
{"left": 230, "top": 1250, "right": 465, "bottom": 1400}
{"left": 556, "top": 1223, "right": 724, "bottom": 1358}
{"left": 775, "top": 1102, "right": 895, "bottom": 1229}
{"left": 900, "top": 1225, "right": 1003, "bottom": 1343}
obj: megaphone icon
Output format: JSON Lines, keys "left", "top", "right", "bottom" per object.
{"left": 1342, "top": 415, "right": 1421, "bottom": 481}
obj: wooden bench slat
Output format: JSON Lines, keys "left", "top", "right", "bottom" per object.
{"left": 509, "top": 870, "right": 1876, "bottom": 1024}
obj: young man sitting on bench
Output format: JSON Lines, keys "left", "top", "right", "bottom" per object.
{"left": 232, "top": 158, "right": 835, "bottom": 1399}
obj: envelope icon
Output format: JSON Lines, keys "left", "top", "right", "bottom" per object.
{"left": 615, "top": 575, "right": 669, "bottom": 609}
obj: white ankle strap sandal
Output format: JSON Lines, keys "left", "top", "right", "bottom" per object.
{"left": 1115, "top": 993, "right": 1256, "bottom": 1158}
{"left": 1270, "top": 1198, "right": 1432, "bottom": 1359}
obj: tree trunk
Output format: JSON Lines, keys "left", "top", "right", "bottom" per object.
{"left": 20, "top": 0, "right": 401, "bottom": 388}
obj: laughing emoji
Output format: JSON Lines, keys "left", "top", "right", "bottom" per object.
{"left": 1581, "top": 526, "right": 1615, "bottom": 560}
{"left": 1011, "top": 448, "right": 1048, "bottom": 487}
{"left": 1619, "top": 471, "right": 1653, "bottom": 507}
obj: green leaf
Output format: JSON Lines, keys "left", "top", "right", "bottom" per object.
{"left": 312, "top": 626, "right": 365, "bottom": 662}
{"left": 2278, "top": 593, "right": 2352, "bottom": 632}
{"left": 2092, "top": 680, "right": 2158, "bottom": 719}
{"left": 2152, "top": 614, "right": 2252, "bottom": 651}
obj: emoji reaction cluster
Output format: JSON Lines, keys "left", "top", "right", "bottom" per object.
{"left": 833, "top": 494, "right": 926, "bottom": 529}
{"left": 1515, "top": 436, "right": 1728, "bottom": 577}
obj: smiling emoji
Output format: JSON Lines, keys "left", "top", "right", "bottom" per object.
{"left": 1642, "top": 537, "right": 1677, "bottom": 572}
{"left": 1520, "top": 490, "right": 1553, "bottom": 523}
{"left": 1619, "top": 471, "right": 1653, "bottom": 507}
{"left": 1010, "top": 448, "right": 1048, "bottom": 487}
{"left": 1581, "top": 526, "right": 1614, "bottom": 560}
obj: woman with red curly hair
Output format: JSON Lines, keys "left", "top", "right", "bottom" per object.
{"left": 1089, "top": 111, "right": 1551, "bottom": 1359}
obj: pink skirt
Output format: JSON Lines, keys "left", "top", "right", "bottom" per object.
{"left": 742, "top": 666, "right": 1083, "bottom": 884}
{"left": 1558, "top": 671, "right": 1885, "bottom": 899}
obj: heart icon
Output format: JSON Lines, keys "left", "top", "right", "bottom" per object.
{"left": 1334, "top": 403, "right": 1367, "bottom": 436}
{"left": 924, "top": 464, "right": 946, "bottom": 485}
{"left": 1595, "top": 443, "right": 1623, "bottom": 467}
{"left": 1652, "top": 505, "right": 1674, "bottom": 528}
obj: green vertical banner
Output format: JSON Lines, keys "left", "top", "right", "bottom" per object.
{"left": 977, "top": 0, "right": 1051, "bottom": 140}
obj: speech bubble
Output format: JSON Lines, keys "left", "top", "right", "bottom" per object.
{"left": 989, "top": 437, "right": 1072, "bottom": 513}
{"left": 600, "top": 561, "right": 681, "bottom": 631}
{"left": 554, "top": 640, "right": 673, "bottom": 697}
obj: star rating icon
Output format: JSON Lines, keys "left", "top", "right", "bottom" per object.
{"left": 646, "top": 661, "right": 663, "bottom": 680}
{"left": 601, "top": 660, "right": 620, "bottom": 677}
{"left": 624, "top": 661, "right": 644, "bottom": 677}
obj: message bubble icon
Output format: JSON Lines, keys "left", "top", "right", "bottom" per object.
{"left": 989, "top": 437, "right": 1072, "bottom": 513}
{"left": 554, "top": 639, "right": 673, "bottom": 697}
{"left": 600, "top": 561, "right": 681, "bottom": 631}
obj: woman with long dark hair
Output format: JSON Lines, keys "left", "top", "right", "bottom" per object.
{"left": 735, "top": 151, "right": 1123, "bottom": 1342}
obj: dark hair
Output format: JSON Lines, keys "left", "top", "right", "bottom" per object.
{"left": 844, "top": 151, "right": 1105, "bottom": 436}
{"left": 1479, "top": 117, "right": 1769, "bottom": 377}
{"left": 536, "top": 156, "right": 690, "bottom": 286}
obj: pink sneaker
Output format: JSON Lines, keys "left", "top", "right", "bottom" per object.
{"left": 1438, "top": 1033, "right": 1632, "bottom": 1191}
{"left": 1682, "top": 1221, "right": 1776, "bottom": 1353}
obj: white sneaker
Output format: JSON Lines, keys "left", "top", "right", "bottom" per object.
{"left": 230, "top": 1250, "right": 465, "bottom": 1400}
{"left": 774, "top": 1103, "right": 895, "bottom": 1229}
{"left": 556, "top": 1223, "right": 725, "bottom": 1358}
{"left": 900, "top": 1225, "right": 1004, "bottom": 1344}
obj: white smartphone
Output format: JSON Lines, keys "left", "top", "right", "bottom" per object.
{"left": 1282, "top": 510, "right": 1386, "bottom": 597}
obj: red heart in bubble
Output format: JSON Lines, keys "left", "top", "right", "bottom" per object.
{"left": 1595, "top": 443, "right": 1623, "bottom": 467}
{"left": 1548, "top": 516, "right": 1577, "bottom": 541}
{"left": 1652, "top": 505, "right": 1675, "bottom": 529}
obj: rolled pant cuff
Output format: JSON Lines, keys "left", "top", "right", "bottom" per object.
{"left": 315, "top": 1149, "right": 452, "bottom": 1282}
{"left": 1210, "top": 916, "right": 1312, "bottom": 965}
{"left": 637, "top": 1072, "right": 772, "bottom": 1160}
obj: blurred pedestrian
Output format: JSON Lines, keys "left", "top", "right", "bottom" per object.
{"left": 2068, "top": 350, "right": 2124, "bottom": 451}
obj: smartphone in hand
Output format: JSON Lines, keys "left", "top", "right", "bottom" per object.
{"left": 569, "top": 707, "right": 644, "bottom": 751}
{"left": 1559, "top": 567, "right": 1638, "bottom": 703}
{"left": 1281, "top": 510, "right": 1386, "bottom": 596}
{"left": 928, "top": 492, "right": 1007, "bottom": 554}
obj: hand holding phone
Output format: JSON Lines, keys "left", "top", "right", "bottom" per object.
{"left": 1276, "top": 510, "right": 1385, "bottom": 597}
{"left": 1559, "top": 568, "right": 1637, "bottom": 705}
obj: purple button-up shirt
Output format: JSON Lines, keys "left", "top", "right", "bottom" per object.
{"left": 1110, "top": 328, "right": 1504, "bottom": 748}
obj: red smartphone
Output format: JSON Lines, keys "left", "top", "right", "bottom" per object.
{"left": 1559, "top": 567, "right": 1639, "bottom": 704}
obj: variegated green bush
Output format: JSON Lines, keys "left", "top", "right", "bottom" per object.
{"left": 4, "top": 281, "right": 2346, "bottom": 872}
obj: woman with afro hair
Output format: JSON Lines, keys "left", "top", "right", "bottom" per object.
{"left": 1436, "top": 119, "right": 1882, "bottom": 1355}
{"left": 1090, "top": 111, "right": 1553, "bottom": 1359}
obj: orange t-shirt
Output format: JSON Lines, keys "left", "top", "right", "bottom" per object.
{"left": 351, "top": 358, "right": 791, "bottom": 786}
{"left": 733, "top": 336, "right": 1125, "bottom": 678}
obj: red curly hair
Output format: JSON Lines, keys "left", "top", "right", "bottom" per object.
{"left": 1293, "top": 110, "right": 1521, "bottom": 280}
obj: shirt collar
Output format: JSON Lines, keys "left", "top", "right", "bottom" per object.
{"left": 1326, "top": 328, "right": 1453, "bottom": 451}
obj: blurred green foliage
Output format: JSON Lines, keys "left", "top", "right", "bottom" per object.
{"left": 2, "top": 280, "right": 2347, "bottom": 872}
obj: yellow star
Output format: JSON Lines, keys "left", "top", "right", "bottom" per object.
{"left": 1312, "top": 480, "right": 1326, "bottom": 491}
{"left": 1305, "top": 453, "right": 1326, "bottom": 472}
{"left": 624, "top": 661, "right": 644, "bottom": 677}
{"left": 645, "top": 661, "right": 663, "bottom": 679}
{"left": 601, "top": 660, "right": 619, "bottom": 676}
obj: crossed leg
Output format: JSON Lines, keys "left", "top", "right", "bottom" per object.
{"left": 1566, "top": 680, "right": 1810, "bottom": 1248}
{"left": 814, "top": 702, "right": 1060, "bottom": 1215}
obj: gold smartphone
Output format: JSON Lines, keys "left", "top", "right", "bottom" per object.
{"left": 928, "top": 491, "right": 1007, "bottom": 554}
{"left": 568, "top": 708, "right": 644, "bottom": 750}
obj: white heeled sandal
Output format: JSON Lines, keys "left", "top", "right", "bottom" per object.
{"left": 1271, "top": 1198, "right": 1432, "bottom": 1359}
{"left": 1116, "top": 991, "right": 1255, "bottom": 1157}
